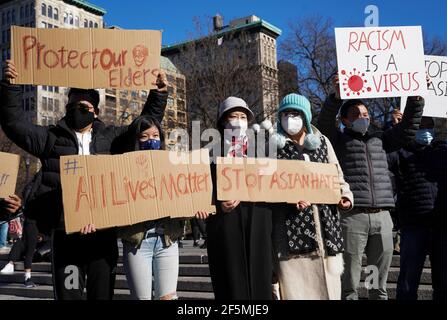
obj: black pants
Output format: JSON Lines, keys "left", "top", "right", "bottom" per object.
{"left": 52, "top": 229, "right": 118, "bottom": 300}
{"left": 9, "top": 219, "right": 38, "bottom": 269}
{"left": 191, "top": 218, "right": 207, "bottom": 242}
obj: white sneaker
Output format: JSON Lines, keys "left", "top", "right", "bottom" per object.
{"left": 0, "top": 246, "right": 11, "bottom": 254}
{"left": 0, "top": 263, "right": 14, "bottom": 274}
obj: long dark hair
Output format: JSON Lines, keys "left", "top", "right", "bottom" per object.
{"left": 111, "top": 115, "right": 165, "bottom": 154}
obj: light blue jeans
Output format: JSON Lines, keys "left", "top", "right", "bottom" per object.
{"left": 0, "top": 222, "right": 8, "bottom": 247}
{"left": 123, "top": 234, "right": 179, "bottom": 300}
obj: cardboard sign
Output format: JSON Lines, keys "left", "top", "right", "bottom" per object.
{"left": 0, "top": 152, "right": 20, "bottom": 198}
{"left": 216, "top": 157, "right": 342, "bottom": 204}
{"left": 335, "top": 26, "right": 427, "bottom": 99}
{"left": 60, "top": 150, "right": 215, "bottom": 233}
{"left": 11, "top": 26, "right": 161, "bottom": 90}
{"left": 401, "top": 55, "right": 447, "bottom": 118}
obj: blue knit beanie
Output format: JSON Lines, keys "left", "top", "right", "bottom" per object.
{"left": 274, "top": 93, "right": 321, "bottom": 150}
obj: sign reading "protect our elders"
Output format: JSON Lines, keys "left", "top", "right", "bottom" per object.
{"left": 60, "top": 150, "right": 215, "bottom": 234}
{"left": 335, "top": 26, "right": 427, "bottom": 99}
{"left": 11, "top": 26, "right": 161, "bottom": 90}
{"left": 216, "top": 157, "right": 342, "bottom": 204}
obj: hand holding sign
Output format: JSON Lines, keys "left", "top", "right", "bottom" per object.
{"left": 2, "top": 194, "right": 22, "bottom": 214}
{"left": 332, "top": 74, "right": 341, "bottom": 100}
{"left": 221, "top": 200, "right": 241, "bottom": 213}
{"left": 296, "top": 200, "right": 311, "bottom": 211}
{"left": 338, "top": 197, "right": 352, "bottom": 210}
{"left": 3, "top": 60, "right": 18, "bottom": 83}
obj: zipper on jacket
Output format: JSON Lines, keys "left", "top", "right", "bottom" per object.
{"left": 365, "top": 142, "right": 376, "bottom": 207}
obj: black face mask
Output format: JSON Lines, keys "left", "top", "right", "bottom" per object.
{"left": 65, "top": 105, "right": 95, "bottom": 131}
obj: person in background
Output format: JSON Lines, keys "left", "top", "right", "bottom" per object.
{"left": 0, "top": 195, "right": 22, "bottom": 254}
{"left": 389, "top": 117, "right": 447, "bottom": 301}
{"left": 317, "top": 74, "right": 425, "bottom": 300}
{"left": 1, "top": 171, "right": 43, "bottom": 288}
{"left": 271, "top": 93, "right": 353, "bottom": 299}
{"left": 191, "top": 217, "right": 207, "bottom": 248}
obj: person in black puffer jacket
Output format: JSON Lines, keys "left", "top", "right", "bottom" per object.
{"left": 317, "top": 74, "right": 425, "bottom": 300}
{"left": 388, "top": 116, "right": 447, "bottom": 301}
{"left": 0, "top": 60, "right": 168, "bottom": 300}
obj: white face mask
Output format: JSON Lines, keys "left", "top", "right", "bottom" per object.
{"left": 348, "top": 118, "right": 370, "bottom": 135}
{"left": 225, "top": 119, "right": 248, "bottom": 136}
{"left": 281, "top": 114, "right": 303, "bottom": 136}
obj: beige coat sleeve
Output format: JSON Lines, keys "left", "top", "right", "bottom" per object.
{"left": 323, "top": 135, "right": 354, "bottom": 211}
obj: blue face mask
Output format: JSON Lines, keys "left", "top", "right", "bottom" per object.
{"left": 415, "top": 129, "right": 434, "bottom": 146}
{"left": 139, "top": 139, "right": 161, "bottom": 150}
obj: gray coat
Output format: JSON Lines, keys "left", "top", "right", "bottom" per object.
{"left": 317, "top": 94, "right": 424, "bottom": 209}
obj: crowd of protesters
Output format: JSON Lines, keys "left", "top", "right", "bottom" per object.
{"left": 0, "top": 58, "right": 445, "bottom": 301}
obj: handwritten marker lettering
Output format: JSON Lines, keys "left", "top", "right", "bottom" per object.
{"left": 64, "top": 159, "right": 82, "bottom": 175}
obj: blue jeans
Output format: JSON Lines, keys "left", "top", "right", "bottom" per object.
{"left": 397, "top": 226, "right": 447, "bottom": 301}
{"left": 123, "top": 234, "right": 179, "bottom": 300}
{"left": 0, "top": 222, "right": 8, "bottom": 247}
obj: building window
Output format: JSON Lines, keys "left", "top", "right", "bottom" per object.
{"left": 83, "top": 19, "right": 88, "bottom": 28}
{"left": 41, "top": 3, "right": 46, "bottom": 16}
{"left": 41, "top": 21, "right": 46, "bottom": 28}
{"left": 12, "top": 9, "right": 15, "bottom": 23}
{"left": 55, "top": 86, "right": 59, "bottom": 93}
{"left": 20, "top": 7, "right": 24, "bottom": 20}
{"left": 94, "top": 22, "right": 98, "bottom": 28}
{"left": 2, "top": 13, "right": 5, "bottom": 26}
{"left": 54, "top": 99, "right": 60, "bottom": 112}
{"left": 63, "top": 12, "right": 68, "bottom": 24}
{"left": 25, "top": 4, "right": 30, "bottom": 18}
{"left": 75, "top": 16, "right": 79, "bottom": 27}
{"left": 54, "top": 8, "right": 59, "bottom": 21}
{"left": 89, "top": 21, "right": 93, "bottom": 28}
{"left": 69, "top": 13, "right": 73, "bottom": 25}
{"left": 7, "top": 11, "right": 11, "bottom": 24}
{"left": 47, "top": 5, "right": 52, "bottom": 19}
{"left": 42, "top": 97, "right": 47, "bottom": 110}
{"left": 48, "top": 98, "right": 54, "bottom": 111}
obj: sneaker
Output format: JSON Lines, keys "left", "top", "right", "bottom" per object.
{"left": 193, "top": 241, "right": 199, "bottom": 247}
{"left": 24, "top": 278, "right": 37, "bottom": 288}
{"left": 200, "top": 241, "right": 207, "bottom": 249}
{"left": 0, "top": 263, "right": 14, "bottom": 274}
{"left": 0, "top": 246, "right": 11, "bottom": 254}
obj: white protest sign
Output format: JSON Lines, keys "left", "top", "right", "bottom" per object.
{"left": 335, "top": 26, "right": 427, "bottom": 99}
{"left": 401, "top": 55, "right": 447, "bottom": 118}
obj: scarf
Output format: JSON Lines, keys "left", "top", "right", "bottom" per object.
{"left": 276, "top": 135, "right": 344, "bottom": 257}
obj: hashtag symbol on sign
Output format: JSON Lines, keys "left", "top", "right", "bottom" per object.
{"left": 64, "top": 159, "right": 83, "bottom": 175}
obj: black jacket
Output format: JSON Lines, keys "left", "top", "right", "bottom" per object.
{"left": 317, "top": 94, "right": 424, "bottom": 209}
{"left": 0, "top": 82, "right": 167, "bottom": 233}
{"left": 387, "top": 143, "right": 438, "bottom": 228}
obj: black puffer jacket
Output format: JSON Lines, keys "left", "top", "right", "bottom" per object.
{"left": 388, "top": 143, "right": 438, "bottom": 227}
{"left": 0, "top": 82, "right": 167, "bottom": 233}
{"left": 317, "top": 94, "right": 424, "bottom": 209}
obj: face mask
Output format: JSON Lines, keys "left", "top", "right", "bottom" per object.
{"left": 225, "top": 119, "right": 248, "bottom": 136}
{"left": 415, "top": 129, "right": 434, "bottom": 146}
{"left": 139, "top": 139, "right": 161, "bottom": 150}
{"left": 348, "top": 118, "right": 370, "bottom": 135}
{"left": 281, "top": 114, "right": 303, "bottom": 136}
{"left": 66, "top": 107, "right": 95, "bottom": 131}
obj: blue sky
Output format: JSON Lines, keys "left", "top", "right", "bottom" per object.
{"left": 92, "top": 0, "right": 447, "bottom": 47}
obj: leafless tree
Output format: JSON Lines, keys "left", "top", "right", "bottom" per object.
{"left": 163, "top": 16, "right": 279, "bottom": 133}
{"left": 280, "top": 16, "right": 447, "bottom": 129}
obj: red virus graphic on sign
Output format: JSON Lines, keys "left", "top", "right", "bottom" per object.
{"left": 340, "top": 69, "right": 372, "bottom": 96}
